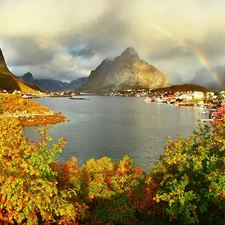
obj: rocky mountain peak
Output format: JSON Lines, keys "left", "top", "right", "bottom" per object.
{"left": 23, "top": 72, "right": 33, "bottom": 78}
{"left": 120, "top": 47, "right": 140, "bottom": 61}
{"left": 79, "top": 47, "right": 171, "bottom": 93}
{"left": 19, "top": 72, "right": 37, "bottom": 86}
{"left": 0, "top": 48, "right": 10, "bottom": 74}
{"left": 121, "top": 47, "right": 138, "bottom": 56}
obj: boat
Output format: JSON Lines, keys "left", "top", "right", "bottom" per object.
{"left": 199, "top": 105, "right": 208, "bottom": 115}
{"left": 69, "top": 95, "right": 89, "bottom": 100}
{"left": 155, "top": 97, "right": 166, "bottom": 104}
{"left": 69, "top": 95, "right": 77, "bottom": 99}
{"left": 69, "top": 97, "right": 89, "bottom": 100}
{"left": 144, "top": 97, "right": 153, "bottom": 102}
{"left": 22, "top": 94, "right": 32, "bottom": 99}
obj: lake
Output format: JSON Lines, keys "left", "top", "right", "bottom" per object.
{"left": 24, "top": 96, "right": 208, "bottom": 172}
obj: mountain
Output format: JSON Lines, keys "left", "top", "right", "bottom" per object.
{"left": 35, "top": 79, "right": 70, "bottom": 92}
{"left": 34, "top": 77, "right": 86, "bottom": 92}
{"left": 19, "top": 72, "right": 38, "bottom": 86}
{"left": 79, "top": 47, "right": 171, "bottom": 93}
{"left": 18, "top": 72, "right": 43, "bottom": 92}
{"left": 0, "top": 48, "right": 37, "bottom": 93}
{"left": 191, "top": 65, "right": 225, "bottom": 90}
{"left": 18, "top": 72, "right": 86, "bottom": 92}
{"left": 68, "top": 77, "right": 86, "bottom": 90}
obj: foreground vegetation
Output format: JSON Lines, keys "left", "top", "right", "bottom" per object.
{"left": 1, "top": 115, "right": 225, "bottom": 225}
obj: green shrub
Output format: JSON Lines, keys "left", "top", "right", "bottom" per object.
{"left": 148, "top": 121, "right": 225, "bottom": 224}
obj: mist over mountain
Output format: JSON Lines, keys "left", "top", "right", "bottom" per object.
{"left": 166, "top": 71, "right": 183, "bottom": 85}
{"left": 191, "top": 65, "right": 225, "bottom": 90}
{"left": 79, "top": 47, "right": 171, "bottom": 93}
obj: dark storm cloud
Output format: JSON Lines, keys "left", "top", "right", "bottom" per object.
{"left": 64, "top": 0, "right": 137, "bottom": 59}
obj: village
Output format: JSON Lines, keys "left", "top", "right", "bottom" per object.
{"left": 107, "top": 88, "right": 225, "bottom": 120}
{"left": 2, "top": 87, "right": 225, "bottom": 121}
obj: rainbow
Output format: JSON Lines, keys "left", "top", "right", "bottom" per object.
{"left": 149, "top": 24, "right": 221, "bottom": 85}
{"left": 194, "top": 49, "right": 221, "bottom": 84}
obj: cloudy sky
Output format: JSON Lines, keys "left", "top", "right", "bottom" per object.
{"left": 1, "top": 0, "right": 225, "bottom": 83}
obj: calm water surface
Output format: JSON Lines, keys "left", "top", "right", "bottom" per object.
{"left": 24, "top": 96, "right": 207, "bottom": 172}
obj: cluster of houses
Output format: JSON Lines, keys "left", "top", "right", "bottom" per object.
{"left": 108, "top": 88, "right": 224, "bottom": 104}
{"left": 145, "top": 91, "right": 207, "bottom": 105}
{"left": 2, "top": 88, "right": 225, "bottom": 106}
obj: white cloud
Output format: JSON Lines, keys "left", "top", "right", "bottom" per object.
{"left": 1, "top": 0, "right": 225, "bottom": 82}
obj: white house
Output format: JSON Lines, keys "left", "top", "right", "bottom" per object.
{"left": 176, "top": 93, "right": 193, "bottom": 100}
{"left": 193, "top": 91, "right": 204, "bottom": 99}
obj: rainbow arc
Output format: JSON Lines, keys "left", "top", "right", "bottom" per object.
{"left": 149, "top": 24, "right": 221, "bottom": 85}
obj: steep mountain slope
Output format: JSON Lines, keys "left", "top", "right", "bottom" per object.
{"left": 0, "top": 48, "right": 37, "bottom": 93}
{"left": 79, "top": 47, "right": 171, "bottom": 93}
{"left": 18, "top": 72, "right": 38, "bottom": 86}
{"left": 18, "top": 72, "right": 43, "bottom": 92}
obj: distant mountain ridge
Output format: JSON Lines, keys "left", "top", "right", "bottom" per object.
{"left": 0, "top": 48, "right": 38, "bottom": 93}
{"left": 191, "top": 65, "right": 225, "bottom": 90}
{"left": 79, "top": 47, "right": 171, "bottom": 93}
{"left": 18, "top": 72, "right": 86, "bottom": 92}
{"left": 35, "top": 77, "right": 86, "bottom": 92}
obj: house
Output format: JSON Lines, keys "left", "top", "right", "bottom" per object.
{"left": 193, "top": 91, "right": 204, "bottom": 99}
{"left": 176, "top": 93, "right": 193, "bottom": 101}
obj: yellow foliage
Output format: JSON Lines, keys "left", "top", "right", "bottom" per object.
{"left": 85, "top": 157, "right": 115, "bottom": 179}
{"left": 118, "top": 155, "right": 133, "bottom": 175}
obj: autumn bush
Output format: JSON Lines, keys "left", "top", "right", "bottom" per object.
{"left": 1, "top": 115, "right": 225, "bottom": 224}
{"left": 0, "top": 117, "right": 77, "bottom": 224}
{"left": 148, "top": 120, "right": 225, "bottom": 224}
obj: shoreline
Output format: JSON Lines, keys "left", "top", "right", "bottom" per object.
{"left": 0, "top": 94, "right": 68, "bottom": 127}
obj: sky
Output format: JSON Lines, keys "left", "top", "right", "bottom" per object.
{"left": 1, "top": 0, "right": 225, "bottom": 83}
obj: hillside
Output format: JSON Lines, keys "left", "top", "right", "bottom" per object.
{"left": 0, "top": 48, "right": 38, "bottom": 93}
{"left": 153, "top": 84, "right": 209, "bottom": 93}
